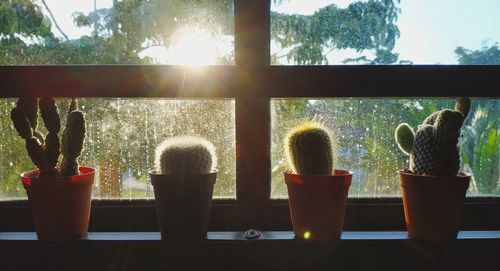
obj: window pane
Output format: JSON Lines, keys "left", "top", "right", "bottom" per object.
{"left": 0, "top": 98, "right": 235, "bottom": 200}
{"left": 0, "top": 0, "right": 234, "bottom": 65}
{"left": 271, "top": 0, "right": 500, "bottom": 65}
{"left": 271, "top": 98, "right": 499, "bottom": 198}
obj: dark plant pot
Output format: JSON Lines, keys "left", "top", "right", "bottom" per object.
{"left": 284, "top": 170, "right": 352, "bottom": 241}
{"left": 399, "top": 171, "right": 471, "bottom": 240}
{"left": 21, "top": 167, "right": 95, "bottom": 242}
{"left": 149, "top": 171, "right": 217, "bottom": 240}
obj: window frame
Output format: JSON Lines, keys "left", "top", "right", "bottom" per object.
{"left": 0, "top": 0, "right": 499, "bottom": 232}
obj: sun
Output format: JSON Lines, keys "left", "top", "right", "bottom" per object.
{"left": 139, "top": 26, "right": 230, "bottom": 65}
{"left": 166, "top": 26, "right": 218, "bottom": 66}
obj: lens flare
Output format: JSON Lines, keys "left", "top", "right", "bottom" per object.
{"left": 167, "top": 26, "right": 217, "bottom": 66}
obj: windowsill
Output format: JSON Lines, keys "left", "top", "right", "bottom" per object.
{"left": 1, "top": 231, "right": 499, "bottom": 270}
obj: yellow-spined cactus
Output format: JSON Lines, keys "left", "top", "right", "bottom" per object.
{"left": 285, "top": 122, "right": 337, "bottom": 175}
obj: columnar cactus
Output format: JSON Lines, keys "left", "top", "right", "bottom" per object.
{"left": 155, "top": 136, "right": 217, "bottom": 175}
{"left": 285, "top": 122, "right": 337, "bottom": 175}
{"left": 11, "top": 98, "right": 86, "bottom": 177}
{"left": 395, "top": 97, "right": 471, "bottom": 176}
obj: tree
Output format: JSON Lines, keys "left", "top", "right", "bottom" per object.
{"left": 454, "top": 44, "right": 500, "bottom": 194}
{"left": 1, "top": 0, "right": 402, "bottom": 65}
{"left": 460, "top": 103, "right": 499, "bottom": 194}
{"left": 71, "top": 0, "right": 234, "bottom": 64}
{"left": 271, "top": 0, "right": 401, "bottom": 64}
{"left": 455, "top": 44, "right": 500, "bottom": 65}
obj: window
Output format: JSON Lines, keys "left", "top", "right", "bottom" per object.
{"left": 0, "top": 0, "right": 498, "bottom": 232}
{"left": 0, "top": 98, "right": 236, "bottom": 200}
{"left": 0, "top": 0, "right": 234, "bottom": 65}
{"left": 271, "top": 0, "right": 500, "bottom": 65}
{"left": 271, "top": 98, "right": 500, "bottom": 198}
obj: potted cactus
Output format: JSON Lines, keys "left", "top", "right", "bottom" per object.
{"left": 11, "top": 97, "right": 94, "bottom": 241}
{"left": 395, "top": 97, "right": 471, "bottom": 239}
{"left": 284, "top": 122, "right": 352, "bottom": 241}
{"left": 149, "top": 136, "right": 217, "bottom": 240}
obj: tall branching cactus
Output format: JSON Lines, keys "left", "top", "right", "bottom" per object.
{"left": 285, "top": 122, "right": 337, "bottom": 175}
{"left": 155, "top": 136, "right": 217, "bottom": 175}
{"left": 395, "top": 98, "right": 471, "bottom": 176}
{"left": 11, "top": 98, "right": 86, "bottom": 177}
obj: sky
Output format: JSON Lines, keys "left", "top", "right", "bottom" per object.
{"left": 39, "top": 0, "right": 500, "bottom": 64}
{"left": 272, "top": 0, "right": 500, "bottom": 64}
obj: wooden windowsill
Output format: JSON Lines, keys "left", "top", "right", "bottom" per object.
{"left": 1, "top": 231, "right": 499, "bottom": 271}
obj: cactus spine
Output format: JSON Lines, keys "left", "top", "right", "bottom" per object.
{"left": 11, "top": 98, "right": 86, "bottom": 177}
{"left": 395, "top": 98, "right": 471, "bottom": 176}
{"left": 285, "top": 122, "right": 337, "bottom": 175}
{"left": 155, "top": 136, "right": 217, "bottom": 175}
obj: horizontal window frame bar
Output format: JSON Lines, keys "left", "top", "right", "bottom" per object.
{"left": 1, "top": 65, "right": 499, "bottom": 98}
{"left": 1, "top": 198, "right": 499, "bottom": 232}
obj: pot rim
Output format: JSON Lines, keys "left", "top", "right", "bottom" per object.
{"left": 21, "top": 166, "right": 96, "bottom": 187}
{"left": 397, "top": 170, "right": 471, "bottom": 179}
{"left": 284, "top": 169, "right": 353, "bottom": 186}
{"left": 284, "top": 169, "right": 353, "bottom": 177}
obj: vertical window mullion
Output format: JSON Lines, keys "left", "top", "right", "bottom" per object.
{"left": 234, "top": 0, "right": 271, "bottom": 203}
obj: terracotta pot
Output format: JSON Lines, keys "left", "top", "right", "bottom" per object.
{"left": 284, "top": 170, "right": 352, "bottom": 241}
{"left": 149, "top": 171, "right": 217, "bottom": 240}
{"left": 399, "top": 171, "right": 471, "bottom": 240}
{"left": 21, "top": 167, "right": 95, "bottom": 241}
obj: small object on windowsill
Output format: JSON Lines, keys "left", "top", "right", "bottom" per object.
{"left": 244, "top": 229, "right": 262, "bottom": 240}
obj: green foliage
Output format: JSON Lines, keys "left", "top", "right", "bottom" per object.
{"left": 1, "top": 0, "right": 401, "bottom": 65}
{"left": 10, "top": 98, "right": 86, "bottom": 177}
{"left": 0, "top": 0, "right": 52, "bottom": 37}
{"left": 455, "top": 44, "right": 500, "bottom": 65}
{"left": 395, "top": 98, "right": 470, "bottom": 176}
{"left": 155, "top": 136, "right": 217, "bottom": 175}
{"left": 285, "top": 122, "right": 336, "bottom": 175}
{"left": 271, "top": 0, "right": 401, "bottom": 64}
{"left": 460, "top": 103, "right": 500, "bottom": 194}
{"left": 0, "top": 0, "right": 234, "bottom": 64}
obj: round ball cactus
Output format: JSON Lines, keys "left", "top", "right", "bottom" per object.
{"left": 155, "top": 136, "right": 217, "bottom": 175}
{"left": 285, "top": 122, "right": 337, "bottom": 175}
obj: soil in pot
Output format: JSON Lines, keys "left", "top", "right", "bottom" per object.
{"left": 149, "top": 171, "right": 217, "bottom": 240}
{"left": 284, "top": 169, "right": 352, "bottom": 241}
{"left": 21, "top": 167, "right": 95, "bottom": 242}
{"left": 399, "top": 171, "right": 471, "bottom": 240}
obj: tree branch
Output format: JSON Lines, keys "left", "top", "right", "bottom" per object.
{"left": 40, "top": 0, "right": 69, "bottom": 41}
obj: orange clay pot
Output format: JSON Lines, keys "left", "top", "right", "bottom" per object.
{"left": 399, "top": 171, "right": 470, "bottom": 240}
{"left": 284, "top": 170, "right": 352, "bottom": 241}
{"left": 150, "top": 171, "right": 217, "bottom": 240}
{"left": 21, "top": 167, "right": 95, "bottom": 241}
